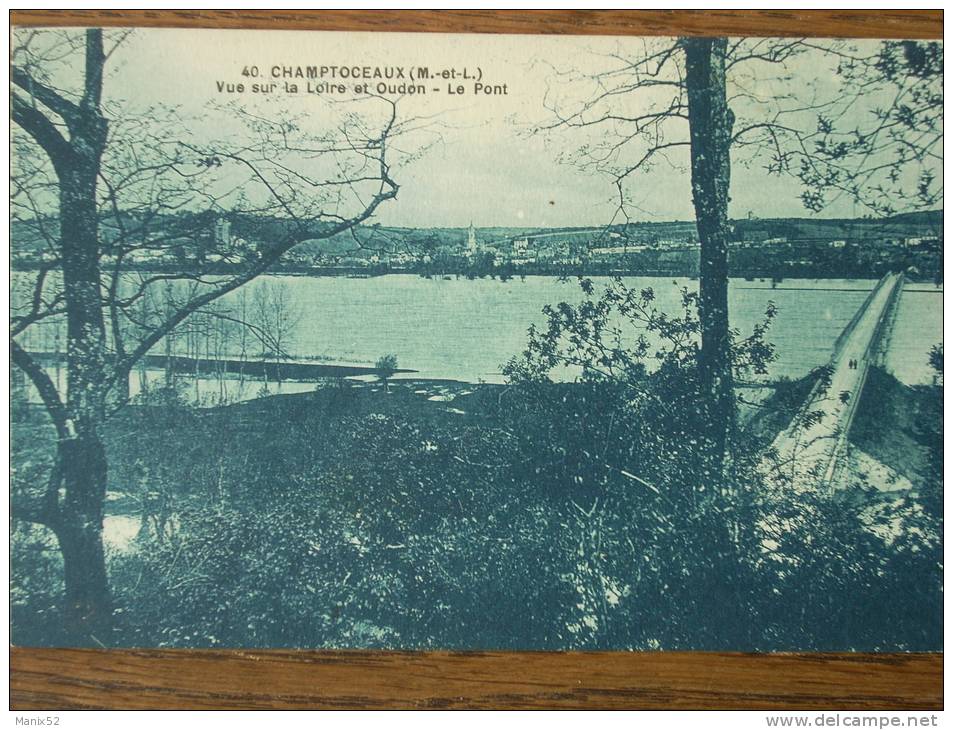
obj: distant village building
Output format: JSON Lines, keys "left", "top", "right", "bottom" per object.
{"left": 127, "top": 248, "right": 164, "bottom": 264}
{"left": 466, "top": 222, "right": 479, "bottom": 255}
{"left": 591, "top": 245, "right": 649, "bottom": 256}
{"left": 512, "top": 237, "right": 530, "bottom": 256}
{"left": 213, "top": 217, "right": 232, "bottom": 246}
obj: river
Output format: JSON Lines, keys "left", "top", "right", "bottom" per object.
{"left": 15, "top": 274, "right": 943, "bottom": 403}
{"left": 217, "top": 274, "right": 940, "bottom": 384}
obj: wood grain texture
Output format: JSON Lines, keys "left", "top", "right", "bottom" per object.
{"left": 8, "top": 9, "right": 943, "bottom": 38}
{"left": 9, "top": 649, "right": 943, "bottom": 710}
{"left": 9, "top": 8, "right": 943, "bottom": 711}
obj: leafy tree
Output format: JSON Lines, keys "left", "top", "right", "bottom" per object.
{"left": 501, "top": 275, "right": 939, "bottom": 649}
{"left": 928, "top": 342, "right": 943, "bottom": 378}
{"left": 502, "top": 276, "right": 777, "bottom": 644}
{"left": 797, "top": 41, "right": 942, "bottom": 215}
{"left": 375, "top": 354, "right": 399, "bottom": 393}
{"left": 537, "top": 37, "right": 942, "bottom": 476}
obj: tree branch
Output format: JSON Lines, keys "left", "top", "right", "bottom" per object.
{"left": 11, "top": 340, "right": 70, "bottom": 440}
{"left": 11, "top": 91, "right": 73, "bottom": 167}
{"left": 11, "top": 65, "right": 81, "bottom": 123}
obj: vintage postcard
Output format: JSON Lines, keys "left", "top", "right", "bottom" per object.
{"left": 10, "top": 25, "right": 942, "bottom": 650}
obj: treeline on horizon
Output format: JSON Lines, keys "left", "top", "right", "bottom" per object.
{"left": 11, "top": 208, "right": 943, "bottom": 282}
{"left": 11, "top": 207, "right": 943, "bottom": 255}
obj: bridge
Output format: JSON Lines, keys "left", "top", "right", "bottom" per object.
{"left": 763, "top": 272, "right": 905, "bottom": 492}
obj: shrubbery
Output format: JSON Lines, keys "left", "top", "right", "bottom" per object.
{"left": 11, "top": 278, "right": 942, "bottom": 650}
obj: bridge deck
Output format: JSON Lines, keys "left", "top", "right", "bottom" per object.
{"left": 764, "top": 272, "right": 904, "bottom": 491}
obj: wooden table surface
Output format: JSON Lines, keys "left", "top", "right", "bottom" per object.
{"left": 9, "top": 9, "right": 943, "bottom": 711}
{"left": 9, "top": 648, "right": 943, "bottom": 710}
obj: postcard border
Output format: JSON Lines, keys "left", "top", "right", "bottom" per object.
{"left": 9, "top": 8, "right": 943, "bottom": 711}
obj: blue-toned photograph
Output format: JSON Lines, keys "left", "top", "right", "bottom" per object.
{"left": 10, "top": 27, "right": 942, "bottom": 650}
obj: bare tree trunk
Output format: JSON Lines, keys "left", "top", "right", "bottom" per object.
{"left": 684, "top": 37, "right": 735, "bottom": 482}
{"left": 238, "top": 288, "right": 248, "bottom": 386}
{"left": 12, "top": 26, "right": 400, "bottom": 645}
{"left": 164, "top": 331, "right": 174, "bottom": 387}
{"left": 683, "top": 38, "right": 747, "bottom": 647}
{"left": 58, "top": 158, "right": 113, "bottom": 642}
{"left": 54, "top": 433, "right": 110, "bottom": 644}
{"left": 54, "top": 325, "right": 63, "bottom": 393}
{"left": 45, "top": 30, "right": 113, "bottom": 644}
{"left": 114, "top": 370, "right": 131, "bottom": 404}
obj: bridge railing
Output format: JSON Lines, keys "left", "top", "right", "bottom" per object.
{"left": 768, "top": 273, "right": 902, "bottom": 484}
{"left": 831, "top": 273, "right": 892, "bottom": 357}
{"left": 822, "top": 273, "right": 904, "bottom": 489}
{"left": 869, "top": 274, "right": 904, "bottom": 360}
{"left": 872, "top": 275, "right": 905, "bottom": 367}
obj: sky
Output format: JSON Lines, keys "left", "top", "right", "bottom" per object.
{"left": 15, "top": 27, "right": 943, "bottom": 229}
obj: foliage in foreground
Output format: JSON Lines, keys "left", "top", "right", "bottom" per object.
{"left": 11, "top": 280, "right": 942, "bottom": 650}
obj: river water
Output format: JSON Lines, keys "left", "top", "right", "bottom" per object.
{"left": 216, "top": 274, "right": 941, "bottom": 385}
{"left": 15, "top": 274, "right": 943, "bottom": 402}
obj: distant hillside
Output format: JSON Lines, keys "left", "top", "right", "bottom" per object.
{"left": 11, "top": 209, "right": 943, "bottom": 258}
{"left": 727, "top": 210, "right": 942, "bottom": 242}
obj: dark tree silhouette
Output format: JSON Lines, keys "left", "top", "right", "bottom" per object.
{"left": 375, "top": 353, "right": 399, "bottom": 393}
{"left": 536, "top": 37, "right": 942, "bottom": 477}
{"left": 684, "top": 38, "right": 735, "bottom": 476}
{"left": 11, "top": 28, "right": 409, "bottom": 643}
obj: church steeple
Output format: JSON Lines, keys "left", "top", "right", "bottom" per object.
{"left": 467, "top": 221, "right": 478, "bottom": 254}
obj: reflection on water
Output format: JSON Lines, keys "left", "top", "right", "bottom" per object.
{"left": 127, "top": 370, "right": 318, "bottom": 405}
